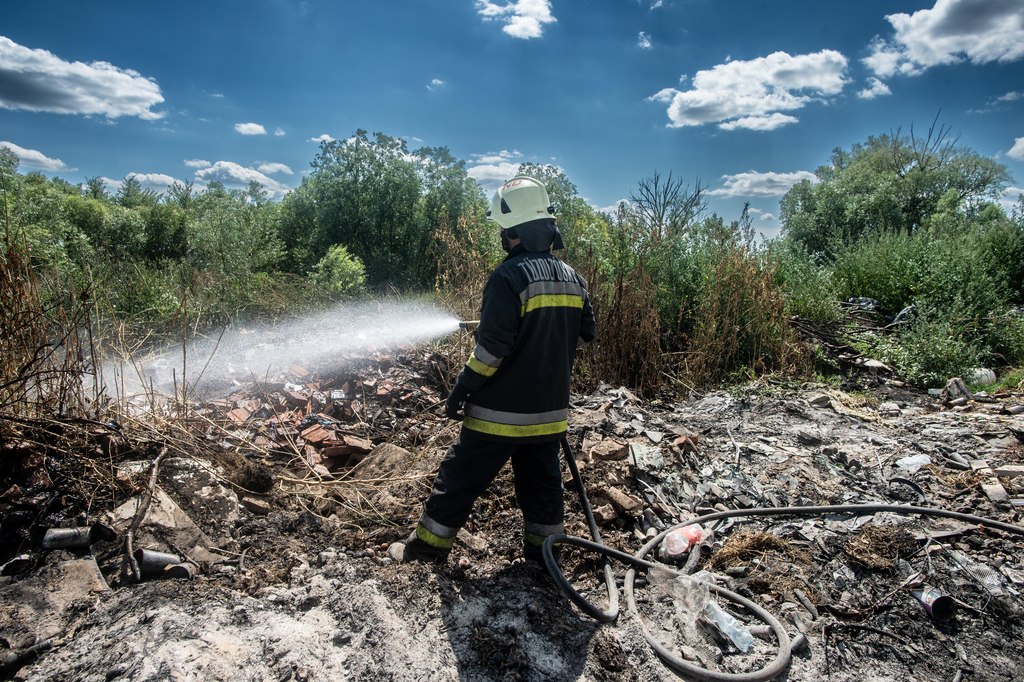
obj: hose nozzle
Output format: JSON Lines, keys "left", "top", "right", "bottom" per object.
{"left": 458, "top": 320, "right": 479, "bottom": 332}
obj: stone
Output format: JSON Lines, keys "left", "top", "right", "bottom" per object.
{"left": 941, "top": 377, "right": 973, "bottom": 403}
{"left": 877, "top": 402, "right": 901, "bottom": 418}
{"left": 590, "top": 439, "right": 629, "bottom": 461}
{"left": 456, "top": 528, "right": 487, "bottom": 552}
{"left": 580, "top": 432, "right": 604, "bottom": 459}
{"left": 241, "top": 496, "right": 273, "bottom": 515}
{"left": 593, "top": 504, "right": 618, "bottom": 525}
{"left": 809, "top": 395, "right": 831, "bottom": 408}
{"left": 603, "top": 487, "right": 642, "bottom": 515}
{"left": 796, "top": 430, "right": 823, "bottom": 446}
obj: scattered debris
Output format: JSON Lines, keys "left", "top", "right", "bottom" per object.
{"left": 1, "top": 346, "right": 1022, "bottom": 682}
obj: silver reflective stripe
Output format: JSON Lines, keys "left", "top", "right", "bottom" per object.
{"left": 472, "top": 343, "right": 503, "bottom": 369}
{"left": 518, "top": 280, "right": 584, "bottom": 307}
{"left": 419, "top": 511, "right": 459, "bottom": 539}
{"left": 464, "top": 404, "right": 568, "bottom": 425}
{"left": 525, "top": 521, "right": 564, "bottom": 537}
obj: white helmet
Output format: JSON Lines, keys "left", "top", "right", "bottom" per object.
{"left": 486, "top": 176, "right": 554, "bottom": 230}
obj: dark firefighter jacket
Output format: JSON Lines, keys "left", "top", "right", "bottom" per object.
{"left": 454, "top": 244, "right": 596, "bottom": 443}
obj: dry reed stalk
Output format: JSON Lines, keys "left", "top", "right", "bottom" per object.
{"left": 0, "top": 173, "right": 92, "bottom": 418}
{"left": 573, "top": 249, "right": 662, "bottom": 394}
{"left": 683, "top": 234, "right": 809, "bottom": 389}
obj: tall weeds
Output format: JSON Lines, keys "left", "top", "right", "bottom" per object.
{"left": 1, "top": 166, "right": 92, "bottom": 416}
{"left": 684, "top": 227, "right": 808, "bottom": 387}
{"left": 574, "top": 250, "right": 662, "bottom": 394}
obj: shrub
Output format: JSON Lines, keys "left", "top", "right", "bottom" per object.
{"left": 574, "top": 249, "right": 662, "bottom": 395}
{"left": 769, "top": 239, "right": 841, "bottom": 325}
{"left": 310, "top": 244, "right": 366, "bottom": 298}
{"left": 866, "top": 310, "right": 984, "bottom": 388}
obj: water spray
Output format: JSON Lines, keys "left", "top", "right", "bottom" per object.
{"left": 101, "top": 301, "right": 463, "bottom": 403}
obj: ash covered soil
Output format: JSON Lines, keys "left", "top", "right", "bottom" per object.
{"left": 2, "top": 347, "right": 1024, "bottom": 682}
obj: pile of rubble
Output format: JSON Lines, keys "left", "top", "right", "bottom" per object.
{"left": 1, "top": 346, "right": 1023, "bottom": 681}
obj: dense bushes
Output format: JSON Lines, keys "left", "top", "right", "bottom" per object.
{"left": 778, "top": 125, "right": 1022, "bottom": 387}
{"left": 3, "top": 120, "right": 1021, "bottom": 395}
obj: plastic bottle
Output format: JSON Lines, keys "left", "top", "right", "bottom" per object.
{"left": 703, "top": 601, "right": 753, "bottom": 652}
{"left": 968, "top": 368, "right": 996, "bottom": 386}
{"left": 662, "top": 525, "right": 703, "bottom": 560}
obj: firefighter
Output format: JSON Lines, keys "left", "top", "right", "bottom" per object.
{"left": 396, "top": 175, "right": 596, "bottom": 565}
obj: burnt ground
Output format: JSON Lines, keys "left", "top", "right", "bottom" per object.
{"left": 1, "top": 346, "right": 1023, "bottom": 682}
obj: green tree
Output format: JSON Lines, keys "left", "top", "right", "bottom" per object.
{"left": 281, "top": 130, "right": 426, "bottom": 286}
{"left": 780, "top": 119, "right": 1012, "bottom": 257}
{"left": 114, "top": 175, "right": 161, "bottom": 209}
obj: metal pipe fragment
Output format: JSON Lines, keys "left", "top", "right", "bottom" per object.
{"left": 163, "top": 563, "right": 194, "bottom": 580}
{"left": 42, "top": 527, "right": 93, "bottom": 549}
{"left": 133, "top": 549, "right": 182, "bottom": 575}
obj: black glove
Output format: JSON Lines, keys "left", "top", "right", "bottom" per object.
{"left": 445, "top": 383, "right": 470, "bottom": 421}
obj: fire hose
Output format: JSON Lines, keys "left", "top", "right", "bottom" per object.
{"left": 543, "top": 437, "right": 1024, "bottom": 682}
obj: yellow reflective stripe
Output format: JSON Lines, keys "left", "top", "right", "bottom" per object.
{"left": 519, "top": 294, "right": 585, "bottom": 317}
{"left": 463, "top": 416, "right": 568, "bottom": 438}
{"left": 416, "top": 524, "right": 455, "bottom": 549}
{"left": 466, "top": 353, "right": 498, "bottom": 377}
{"left": 524, "top": 533, "right": 546, "bottom": 548}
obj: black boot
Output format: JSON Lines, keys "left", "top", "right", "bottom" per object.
{"left": 400, "top": 531, "right": 450, "bottom": 564}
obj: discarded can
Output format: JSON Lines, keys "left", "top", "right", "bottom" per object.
{"left": 163, "top": 563, "right": 194, "bottom": 580}
{"left": 912, "top": 586, "right": 957, "bottom": 622}
{"left": 134, "top": 549, "right": 182, "bottom": 576}
{"left": 42, "top": 527, "right": 93, "bottom": 549}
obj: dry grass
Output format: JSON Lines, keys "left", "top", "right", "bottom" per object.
{"left": 574, "top": 251, "right": 662, "bottom": 395}
{"left": 1, "top": 176, "right": 94, "bottom": 417}
{"left": 708, "top": 530, "right": 811, "bottom": 570}
{"left": 844, "top": 524, "right": 918, "bottom": 570}
{"left": 683, "top": 231, "right": 810, "bottom": 389}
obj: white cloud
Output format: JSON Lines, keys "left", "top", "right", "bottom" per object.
{"left": 759, "top": 212, "right": 775, "bottom": 221}
{"left": 709, "top": 171, "right": 818, "bottom": 197}
{"left": 596, "top": 199, "right": 631, "bottom": 216}
{"left": 475, "top": 0, "right": 556, "bottom": 39}
{"left": 857, "top": 77, "right": 892, "bottom": 99}
{"left": 257, "top": 162, "right": 293, "bottom": 175}
{"left": 471, "top": 149, "right": 522, "bottom": 164}
{"left": 467, "top": 150, "right": 526, "bottom": 191}
{"left": 235, "top": 122, "right": 266, "bottom": 135}
{"left": 184, "top": 158, "right": 211, "bottom": 168}
{"left": 99, "top": 172, "right": 183, "bottom": 194}
{"left": 719, "top": 113, "right": 799, "bottom": 131}
{"left": 648, "top": 50, "right": 848, "bottom": 129}
{"left": 998, "top": 186, "right": 1023, "bottom": 214}
{"left": 274, "top": 127, "right": 285, "bottom": 136}
{"left": 0, "top": 141, "right": 69, "bottom": 171}
{"left": 427, "top": 78, "right": 446, "bottom": 91}
{"left": 310, "top": 134, "right": 334, "bottom": 143}
{"left": 127, "top": 173, "right": 181, "bottom": 193}
{"left": 997, "top": 91, "right": 1023, "bottom": 102}
{"left": 1008, "top": 137, "right": 1024, "bottom": 161}
{"left": 638, "top": 32, "right": 652, "bottom": 50}
{"left": 467, "top": 162, "right": 521, "bottom": 192}
{"left": 193, "top": 161, "right": 290, "bottom": 199}
{"left": 864, "top": 0, "right": 1024, "bottom": 79}
{"left": 0, "top": 36, "right": 164, "bottom": 120}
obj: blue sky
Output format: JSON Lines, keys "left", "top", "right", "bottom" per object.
{"left": 2, "top": 0, "right": 1023, "bottom": 238}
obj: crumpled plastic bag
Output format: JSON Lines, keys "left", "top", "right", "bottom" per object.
{"left": 895, "top": 454, "right": 931, "bottom": 473}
